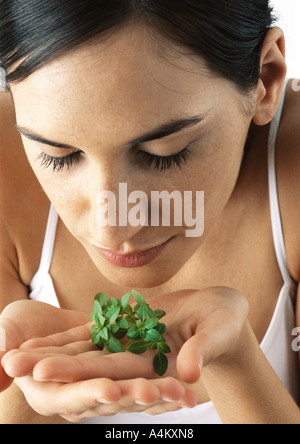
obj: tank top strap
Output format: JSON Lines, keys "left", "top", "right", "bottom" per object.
{"left": 268, "top": 78, "right": 295, "bottom": 287}
{"left": 37, "top": 203, "right": 59, "bottom": 275}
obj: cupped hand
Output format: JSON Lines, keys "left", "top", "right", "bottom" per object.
{"left": 3, "top": 286, "right": 249, "bottom": 382}
{"left": 0, "top": 300, "right": 88, "bottom": 391}
{"left": 12, "top": 375, "right": 197, "bottom": 423}
{"left": 2, "top": 323, "right": 197, "bottom": 420}
{"left": 1, "top": 286, "right": 249, "bottom": 421}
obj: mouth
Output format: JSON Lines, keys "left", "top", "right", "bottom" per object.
{"left": 93, "top": 237, "right": 175, "bottom": 268}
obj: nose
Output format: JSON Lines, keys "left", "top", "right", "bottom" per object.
{"left": 90, "top": 179, "right": 148, "bottom": 252}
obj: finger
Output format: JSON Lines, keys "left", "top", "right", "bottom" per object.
{"left": 16, "top": 376, "right": 122, "bottom": 418}
{"left": 2, "top": 343, "right": 100, "bottom": 378}
{"left": 117, "top": 376, "right": 185, "bottom": 405}
{"left": 62, "top": 379, "right": 163, "bottom": 421}
{"left": 32, "top": 350, "right": 177, "bottom": 383}
{"left": 16, "top": 376, "right": 181, "bottom": 420}
{"left": 86, "top": 379, "right": 197, "bottom": 419}
{"left": 20, "top": 323, "right": 93, "bottom": 350}
{"left": 63, "top": 377, "right": 195, "bottom": 421}
{"left": 144, "top": 387, "right": 198, "bottom": 416}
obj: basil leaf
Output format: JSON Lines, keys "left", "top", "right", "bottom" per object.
{"left": 94, "top": 311, "right": 101, "bottom": 325}
{"left": 106, "top": 307, "right": 120, "bottom": 323}
{"left": 89, "top": 299, "right": 102, "bottom": 321}
{"left": 145, "top": 329, "right": 162, "bottom": 342}
{"left": 97, "top": 340, "right": 104, "bottom": 351}
{"left": 105, "top": 344, "right": 114, "bottom": 353}
{"left": 153, "top": 309, "right": 166, "bottom": 320}
{"left": 126, "top": 341, "right": 148, "bottom": 354}
{"left": 131, "top": 290, "right": 147, "bottom": 306}
{"left": 116, "top": 316, "right": 129, "bottom": 330}
{"left": 155, "top": 323, "right": 166, "bottom": 335}
{"left": 107, "top": 297, "right": 118, "bottom": 307}
{"left": 99, "top": 327, "right": 108, "bottom": 341}
{"left": 126, "top": 317, "right": 137, "bottom": 328}
{"left": 111, "top": 324, "right": 120, "bottom": 334}
{"left": 91, "top": 324, "right": 102, "bottom": 345}
{"left": 147, "top": 308, "right": 155, "bottom": 318}
{"left": 156, "top": 342, "right": 171, "bottom": 354}
{"left": 95, "top": 292, "right": 107, "bottom": 307}
{"left": 109, "top": 336, "right": 124, "bottom": 353}
{"left": 153, "top": 352, "right": 168, "bottom": 376}
{"left": 114, "top": 329, "right": 128, "bottom": 340}
{"left": 124, "top": 304, "right": 133, "bottom": 316}
{"left": 98, "top": 314, "right": 106, "bottom": 327}
{"left": 93, "top": 299, "right": 102, "bottom": 315}
{"left": 144, "top": 318, "right": 159, "bottom": 330}
{"left": 120, "top": 292, "right": 131, "bottom": 310}
{"left": 127, "top": 327, "right": 141, "bottom": 340}
{"left": 137, "top": 305, "right": 149, "bottom": 321}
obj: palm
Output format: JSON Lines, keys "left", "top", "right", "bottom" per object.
{"left": 1, "top": 287, "right": 248, "bottom": 421}
{"left": 0, "top": 300, "right": 89, "bottom": 391}
{"left": 3, "top": 287, "right": 247, "bottom": 384}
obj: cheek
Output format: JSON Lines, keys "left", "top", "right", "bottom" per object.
{"left": 26, "top": 157, "right": 89, "bottom": 235}
{"left": 190, "top": 128, "right": 247, "bottom": 229}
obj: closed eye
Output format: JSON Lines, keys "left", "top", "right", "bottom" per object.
{"left": 36, "top": 144, "right": 192, "bottom": 173}
{"left": 135, "top": 145, "right": 192, "bottom": 173}
{"left": 36, "top": 151, "right": 83, "bottom": 172}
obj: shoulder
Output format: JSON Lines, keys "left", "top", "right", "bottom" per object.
{"left": 0, "top": 91, "right": 50, "bottom": 287}
{"left": 276, "top": 79, "right": 300, "bottom": 282}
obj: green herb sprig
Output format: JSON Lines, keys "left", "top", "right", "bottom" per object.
{"left": 89, "top": 290, "right": 171, "bottom": 376}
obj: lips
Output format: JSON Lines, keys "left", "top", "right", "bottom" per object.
{"left": 93, "top": 238, "right": 174, "bottom": 268}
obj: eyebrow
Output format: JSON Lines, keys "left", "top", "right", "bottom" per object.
{"left": 15, "top": 114, "right": 208, "bottom": 150}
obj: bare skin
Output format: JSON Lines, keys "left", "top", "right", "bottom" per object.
{"left": 0, "top": 23, "right": 299, "bottom": 423}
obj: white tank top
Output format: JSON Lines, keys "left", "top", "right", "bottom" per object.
{"left": 29, "top": 79, "right": 300, "bottom": 424}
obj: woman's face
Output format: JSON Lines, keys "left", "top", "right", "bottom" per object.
{"left": 11, "top": 24, "right": 255, "bottom": 288}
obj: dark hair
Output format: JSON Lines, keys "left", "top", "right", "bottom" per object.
{"left": 0, "top": 0, "right": 276, "bottom": 93}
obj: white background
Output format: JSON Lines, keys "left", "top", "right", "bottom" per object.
{"left": 270, "top": 0, "right": 300, "bottom": 77}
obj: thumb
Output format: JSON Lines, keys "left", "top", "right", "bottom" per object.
{"left": 176, "top": 319, "right": 243, "bottom": 384}
{"left": 176, "top": 333, "right": 205, "bottom": 385}
{"left": 0, "top": 321, "right": 18, "bottom": 392}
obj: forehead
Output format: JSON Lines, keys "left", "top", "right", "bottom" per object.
{"left": 11, "top": 24, "right": 217, "bottom": 143}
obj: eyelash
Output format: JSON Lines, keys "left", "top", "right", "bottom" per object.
{"left": 37, "top": 145, "right": 192, "bottom": 173}
{"left": 37, "top": 151, "right": 82, "bottom": 172}
{"left": 135, "top": 146, "right": 192, "bottom": 173}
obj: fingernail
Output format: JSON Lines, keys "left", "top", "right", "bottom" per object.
{"left": 134, "top": 400, "right": 152, "bottom": 406}
{"left": 199, "top": 355, "right": 204, "bottom": 374}
{"left": 0, "top": 327, "right": 6, "bottom": 352}
{"left": 96, "top": 398, "right": 112, "bottom": 404}
{"left": 162, "top": 397, "right": 174, "bottom": 402}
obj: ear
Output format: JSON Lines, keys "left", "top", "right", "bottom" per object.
{"left": 253, "top": 27, "right": 287, "bottom": 126}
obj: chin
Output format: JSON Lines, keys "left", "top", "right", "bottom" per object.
{"left": 96, "top": 260, "right": 179, "bottom": 289}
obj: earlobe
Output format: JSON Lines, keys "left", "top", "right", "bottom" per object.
{"left": 253, "top": 27, "right": 287, "bottom": 126}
